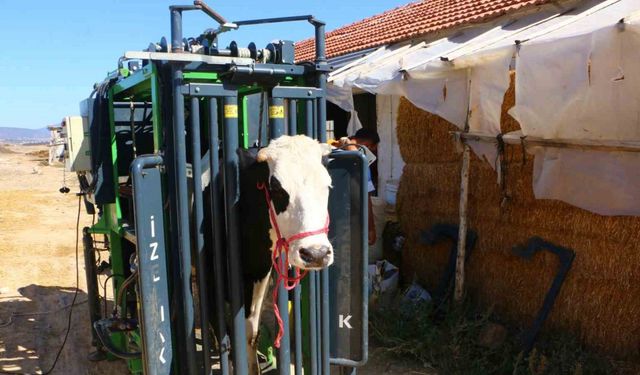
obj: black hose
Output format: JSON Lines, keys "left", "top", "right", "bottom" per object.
{"left": 93, "top": 320, "right": 142, "bottom": 360}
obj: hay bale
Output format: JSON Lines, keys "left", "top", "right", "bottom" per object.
{"left": 396, "top": 97, "right": 461, "bottom": 164}
{"left": 396, "top": 85, "right": 640, "bottom": 358}
{"left": 501, "top": 71, "right": 520, "bottom": 134}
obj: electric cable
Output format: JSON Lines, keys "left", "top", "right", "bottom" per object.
{"left": 0, "top": 195, "right": 82, "bottom": 375}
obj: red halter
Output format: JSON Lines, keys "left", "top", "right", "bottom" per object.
{"left": 256, "top": 181, "right": 330, "bottom": 348}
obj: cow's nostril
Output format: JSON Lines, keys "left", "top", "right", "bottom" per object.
{"left": 299, "top": 248, "right": 315, "bottom": 263}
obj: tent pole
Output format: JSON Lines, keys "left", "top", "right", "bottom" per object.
{"left": 454, "top": 144, "right": 471, "bottom": 304}
{"left": 455, "top": 67, "right": 472, "bottom": 305}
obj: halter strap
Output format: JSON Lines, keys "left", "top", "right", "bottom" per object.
{"left": 256, "top": 181, "right": 330, "bottom": 348}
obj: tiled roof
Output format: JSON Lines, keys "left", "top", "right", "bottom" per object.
{"left": 295, "top": 0, "right": 552, "bottom": 61}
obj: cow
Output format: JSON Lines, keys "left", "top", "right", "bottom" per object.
{"left": 204, "top": 135, "right": 334, "bottom": 374}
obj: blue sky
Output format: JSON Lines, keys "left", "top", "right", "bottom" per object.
{"left": 0, "top": 0, "right": 408, "bottom": 129}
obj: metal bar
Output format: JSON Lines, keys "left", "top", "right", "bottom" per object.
{"left": 315, "top": 272, "right": 322, "bottom": 373}
{"left": 124, "top": 51, "right": 254, "bottom": 66}
{"left": 321, "top": 269, "right": 330, "bottom": 375}
{"left": 229, "top": 65, "right": 304, "bottom": 77}
{"left": 315, "top": 22, "right": 328, "bottom": 143}
{"left": 305, "top": 100, "right": 314, "bottom": 137}
{"left": 172, "top": 66, "right": 198, "bottom": 374}
{"left": 83, "top": 227, "right": 102, "bottom": 351}
{"left": 270, "top": 97, "right": 285, "bottom": 139}
{"left": 293, "top": 284, "right": 303, "bottom": 375}
{"left": 222, "top": 95, "right": 249, "bottom": 375}
{"left": 182, "top": 83, "right": 239, "bottom": 98}
{"left": 268, "top": 95, "right": 290, "bottom": 375}
{"left": 277, "top": 257, "right": 291, "bottom": 375}
{"left": 272, "top": 87, "right": 323, "bottom": 99}
{"left": 131, "top": 155, "right": 173, "bottom": 375}
{"left": 170, "top": 8, "right": 183, "bottom": 53}
{"left": 308, "top": 271, "right": 318, "bottom": 375}
{"left": 234, "top": 15, "right": 314, "bottom": 26}
{"left": 454, "top": 130, "right": 640, "bottom": 153}
{"left": 194, "top": 0, "right": 227, "bottom": 24}
{"left": 208, "top": 98, "right": 231, "bottom": 375}
{"left": 454, "top": 144, "right": 471, "bottom": 303}
{"left": 190, "top": 97, "right": 213, "bottom": 372}
{"left": 288, "top": 100, "right": 297, "bottom": 136}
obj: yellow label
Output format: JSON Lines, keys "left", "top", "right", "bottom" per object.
{"left": 224, "top": 105, "right": 238, "bottom": 118}
{"left": 269, "top": 105, "right": 285, "bottom": 119}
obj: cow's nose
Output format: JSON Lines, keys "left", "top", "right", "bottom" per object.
{"left": 299, "top": 246, "right": 332, "bottom": 267}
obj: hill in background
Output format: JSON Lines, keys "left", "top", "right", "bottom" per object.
{"left": 0, "top": 127, "right": 50, "bottom": 144}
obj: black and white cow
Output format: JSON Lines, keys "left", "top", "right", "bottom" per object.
{"left": 205, "top": 135, "right": 334, "bottom": 374}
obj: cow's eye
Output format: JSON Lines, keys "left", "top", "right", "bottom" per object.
{"left": 269, "top": 176, "right": 290, "bottom": 214}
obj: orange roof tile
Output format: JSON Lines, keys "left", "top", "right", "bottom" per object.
{"left": 295, "top": 0, "right": 553, "bottom": 61}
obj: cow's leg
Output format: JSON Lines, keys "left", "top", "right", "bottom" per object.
{"left": 246, "top": 269, "right": 272, "bottom": 375}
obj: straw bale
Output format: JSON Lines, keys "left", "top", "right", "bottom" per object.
{"left": 397, "top": 162, "right": 462, "bottom": 283}
{"left": 396, "top": 83, "right": 640, "bottom": 357}
{"left": 396, "top": 97, "right": 461, "bottom": 164}
{"left": 501, "top": 71, "right": 520, "bottom": 134}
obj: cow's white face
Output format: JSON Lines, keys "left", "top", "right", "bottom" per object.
{"left": 257, "top": 135, "right": 334, "bottom": 270}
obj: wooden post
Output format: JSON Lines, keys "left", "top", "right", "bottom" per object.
{"left": 454, "top": 143, "right": 471, "bottom": 304}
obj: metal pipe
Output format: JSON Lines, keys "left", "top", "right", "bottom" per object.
{"left": 314, "top": 23, "right": 326, "bottom": 63}
{"left": 172, "top": 65, "right": 198, "bottom": 374}
{"left": 170, "top": 8, "right": 183, "bottom": 53}
{"left": 277, "top": 258, "right": 291, "bottom": 375}
{"left": 83, "top": 227, "right": 102, "bottom": 349}
{"left": 315, "top": 272, "right": 322, "bottom": 373}
{"left": 229, "top": 66, "right": 301, "bottom": 77}
{"left": 268, "top": 95, "right": 290, "bottom": 374}
{"left": 190, "top": 96, "right": 213, "bottom": 372}
{"left": 222, "top": 95, "right": 249, "bottom": 375}
{"left": 293, "top": 284, "right": 303, "bottom": 375}
{"left": 208, "top": 98, "right": 231, "bottom": 374}
{"left": 234, "top": 15, "right": 314, "bottom": 26}
{"left": 308, "top": 272, "right": 318, "bottom": 375}
{"left": 305, "top": 100, "right": 314, "bottom": 137}
{"left": 194, "top": 0, "right": 227, "bottom": 24}
{"left": 321, "top": 269, "right": 330, "bottom": 375}
{"left": 288, "top": 100, "right": 297, "bottom": 136}
{"left": 270, "top": 97, "right": 285, "bottom": 139}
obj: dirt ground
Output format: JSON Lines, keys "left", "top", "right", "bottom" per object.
{"left": 0, "top": 144, "right": 428, "bottom": 375}
{"left": 0, "top": 144, "right": 127, "bottom": 375}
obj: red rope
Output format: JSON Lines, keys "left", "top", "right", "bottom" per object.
{"left": 256, "top": 181, "right": 330, "bottom": 348}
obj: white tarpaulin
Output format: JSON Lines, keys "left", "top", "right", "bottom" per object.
{"left": 508, "top": 0, "right": 640, "bottom": 215}
{"left": 328, "top": 0, "right": 640, "bottom": 216}
{"left": 326, "top": 83, "right": 363, "bottom": 135}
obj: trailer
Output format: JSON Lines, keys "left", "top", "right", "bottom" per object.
{"left": 65, "top": 2, "right": 368, "bottom": 375}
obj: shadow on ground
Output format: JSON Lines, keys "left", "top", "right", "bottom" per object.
{"left": 0, "top": 284, "right": 127, "bottom": 375}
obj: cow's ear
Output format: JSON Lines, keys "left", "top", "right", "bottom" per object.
{"left": 238, "top": 147, "right": 259, "bottom": 169}
{"left": 256, "top": 147, "right": 274, "bottom": 163}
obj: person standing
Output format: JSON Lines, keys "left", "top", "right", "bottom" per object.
{"left": 331, "top": 128, "right": 380, "bottom": 245}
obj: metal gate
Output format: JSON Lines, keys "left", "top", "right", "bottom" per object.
{"left": 78, "top": 3, "right": 368, "bottom": 374}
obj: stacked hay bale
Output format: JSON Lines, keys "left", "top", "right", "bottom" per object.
{"left": 396, "top": 73, "right": 640, "bottom": 358}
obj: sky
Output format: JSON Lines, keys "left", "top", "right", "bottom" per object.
{"left": 0, "top": 0, "right": 409, "bottom": 129}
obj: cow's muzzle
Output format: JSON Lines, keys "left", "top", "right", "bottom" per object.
{"left": 298, "top": 245, "right": 333, "bottom": 269}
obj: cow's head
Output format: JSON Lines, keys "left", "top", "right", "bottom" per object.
{"left": 252, "top": 135, "right": 333, "bottom": 270}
